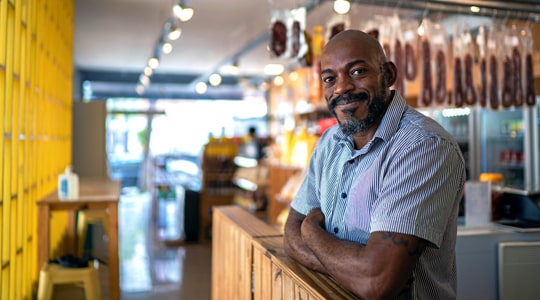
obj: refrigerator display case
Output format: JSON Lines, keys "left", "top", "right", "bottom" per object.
{"left": 477, "top": 100, "right": 540, "bottom": 190}
{"left": 422, "top": 100, "right": 540, "bottom": 191}
{"left": 479, "top": 109, "right": 525, "bottom": 187}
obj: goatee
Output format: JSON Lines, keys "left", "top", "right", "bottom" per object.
{"left": 329, "top": 88, "right": 389, "bottom": 136}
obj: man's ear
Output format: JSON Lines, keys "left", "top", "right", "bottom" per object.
{"left": 383, "top": 61, "right": 397, "bottom": 87}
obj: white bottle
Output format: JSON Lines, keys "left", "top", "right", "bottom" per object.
{"left": 58, "top": 166, "right": 79, "bottom": 200}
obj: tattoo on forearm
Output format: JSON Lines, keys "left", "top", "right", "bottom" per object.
{"left": 381, "top": 232, "right": 409, "bottom": 247}
{"left": 380, "top": 232, "right": 425, "bottom": 257}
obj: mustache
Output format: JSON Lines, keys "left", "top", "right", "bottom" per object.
{"left": 328, "top": 92, "right": 369, "bottom": 110}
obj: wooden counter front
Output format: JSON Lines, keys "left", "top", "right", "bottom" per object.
{"left": 212, "top": 205, "right": 359, "bottom": 300}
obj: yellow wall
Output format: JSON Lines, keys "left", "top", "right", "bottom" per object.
{"left": 1, "top": 0, "right": 74, "bottom": 298}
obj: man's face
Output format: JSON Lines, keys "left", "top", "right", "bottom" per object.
{"left": 327, "top": 77, "right": 388, "bottom": 135}
{"left": 321, "top": 39, "right": 390, "bottom": 136}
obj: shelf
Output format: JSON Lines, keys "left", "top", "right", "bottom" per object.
{"left": 498, "top": 163, "right": 525, "bottom": 169}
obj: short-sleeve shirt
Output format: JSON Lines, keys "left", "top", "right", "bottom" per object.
{"left": 291, "top": 92, "right": 466, "bottom": 299}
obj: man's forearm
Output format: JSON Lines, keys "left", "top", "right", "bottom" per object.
{"left": 283, "top": 209, "right": 327, "bottom": 273}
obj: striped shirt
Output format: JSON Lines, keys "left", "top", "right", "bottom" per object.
{"left": 291, "top": 92, "right": 466, "bottom": 299}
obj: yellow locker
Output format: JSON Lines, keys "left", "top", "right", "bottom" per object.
{"left": 0, "top": 0, "right": 4, "bottom": 294}
{"left": 0, "top": 0, "right": 74, "bottom": 296}
{"left": 3, "top": 2, "right": 14, "bottom": 299}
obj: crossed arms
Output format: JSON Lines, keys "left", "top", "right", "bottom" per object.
{"left": 283, "top": 207, "right": 427, "bottom": 300}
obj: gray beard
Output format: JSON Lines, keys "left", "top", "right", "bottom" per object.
{"left": 338, "top": 90, "right": 388, "bottom": 136}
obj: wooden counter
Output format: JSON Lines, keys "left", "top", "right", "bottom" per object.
{"left": 212, "top": 205, "right": 359, "bottom": 300}
{"left": 37, "top": 177, "right": 121, "bottom": 300}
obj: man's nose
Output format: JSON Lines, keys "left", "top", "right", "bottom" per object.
{"left": 334, "top": 75, "right": 354, "bottom": 95}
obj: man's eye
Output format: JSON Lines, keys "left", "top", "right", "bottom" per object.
{"left": 352, "top": 68, "right": 366, "bottom": 75}
{"left": 322, "top": 76, "right": 335, "bottom": 83}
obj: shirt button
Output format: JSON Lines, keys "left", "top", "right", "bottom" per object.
{"left": 334, "top": 227, "right": 339, "bottom": 234}
{"left": 341, "top": 192, "right": 347, "bottom": 199}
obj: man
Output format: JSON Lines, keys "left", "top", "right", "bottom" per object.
{"left": 283, "top": 30, "right": 465, "bottom": 299}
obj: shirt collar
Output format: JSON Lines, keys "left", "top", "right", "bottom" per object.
{"left": 373, "top": 91, "right": 407, "bottom": 142}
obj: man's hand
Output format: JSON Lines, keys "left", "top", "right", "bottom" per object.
{"left": 303, "top": 207, "right": 325, "bottom": 231}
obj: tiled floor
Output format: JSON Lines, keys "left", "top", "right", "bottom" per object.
{"left": 51, "top": 187, "right": 212, "bottom": 299}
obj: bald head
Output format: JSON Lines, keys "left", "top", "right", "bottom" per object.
{"left": 323, "top": 29, "right": 388, "bottom": 65}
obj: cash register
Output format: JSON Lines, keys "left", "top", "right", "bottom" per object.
{"left": 496, "top": 187, "right": 540, "bottom": 228}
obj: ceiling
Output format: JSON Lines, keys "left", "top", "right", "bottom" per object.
{"left": 73, "top": 0, "right": 540, "bottom": 100}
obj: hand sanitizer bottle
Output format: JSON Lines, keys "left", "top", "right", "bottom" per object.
{"left": 58, "top": 166, "right": 79, "bottom": 200}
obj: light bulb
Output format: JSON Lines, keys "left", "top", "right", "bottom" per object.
{"left": 209, "top": 73, "right": 222, "bottom": 86}
{"left": 136, "top": 84, "right": 144, "bottom": 95}
{"left": 173, "top": 4, "right": 183, "bottom": 18}
{"left": 168, "top": 28, "right": 181, "bottom": 41}
{"left": 333, "top": 0, "right": 350, "bottom": 15}
{"left": 162, "top": 42, "right": 173, "bottom": 54}
{"left": 179, "top": 7, "right": 194, "bottom": 22}
{"left": 195, "top": 82, "right": 207, "bottom": 94}
{"left": 264, "top": 63, "right": 284, "bottom": 75}
{"left": 148, "top": 57, "right": 159, "bottom": 69}
{"left": 139, "top": 74, "right": 150, "bottom": 87}
{"left": 173, "top": 4, "right": 194, "bottom": 22}
{"left": 144, "top": 66, "right": 153, "bottom": 76}
{"left": 273, "top": 76, "right": 284, "bottom": 86}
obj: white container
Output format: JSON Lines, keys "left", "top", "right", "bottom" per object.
{"left": 465, "top": 181, "right": 491, "bottom": 227}
{"left": 58, "top": 166, "right": 79, "bottom": 200}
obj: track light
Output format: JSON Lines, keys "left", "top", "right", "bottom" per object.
{"left": 264, "top": 63, "right": 284, "bottom": 75}
{"left": 144, "top": 66, "right": 153, "bottom": 76}
{"left": 162, "top": 42, "right": 173, "bottom": 54}
{"left": 136, "top": 84, "right": 145, "bottom": 95}
{"left": 333, "top": 0, "right": 351, "bottom": 14}
{"left": 135, "top": 1, "right": 194, "bottom": 95}
{"left": 173, "top": 1, "right": 194, "bottom": 22}
{"left": 195, "top": 82, "right": 207, "bottom": 94}
{"left": 148, "top": 57, "right": 160, "bottom": 69}
{"left": 139, "top": 74, "right": 150, "bottom": 87}
{"left": 168, "top": 27, "right": 182, "bottom": 40}
{"left": 209, "top": 73, "right": 222, "bottom": 86}
{"left": 220, "top": 59, "right": 240, "bottom": 75}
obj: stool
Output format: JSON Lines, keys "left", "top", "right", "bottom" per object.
{"left": 77, "top": 209, "right": 109, "bottom": 257}
{"left": 37, "top": 262, "right": 101, "bottom": 300}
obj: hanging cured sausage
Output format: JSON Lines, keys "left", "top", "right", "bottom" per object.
{"left": 501, "top": 54, "right": 515, "bottom": 108}
{"left": 435, "top": 49, "right": 447, "bottom": 105}
{"left": 402, "top": 19, "right": 419, "bottom": 82}
{"left": 522, "top": 26, "right": 536, "bottom": 106}
{"left": 453, "top": 56, "right": 464, "bottom": 107}
{"left": 394, "top": 38, "right": 405, "bottom": 97}
{"left": 487, "top": 24, "right": 501, "bottom": 110}
{"left": 477, "top": 25, "right": 488, "bottom": 108}
{"left": 419, "top": 36, "right": 433, "bottom": 107}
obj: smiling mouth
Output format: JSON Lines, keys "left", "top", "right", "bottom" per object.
{"left": 336, "top": 98, "right": 360, "bottom": 106}
{"left": 330, "top": 92, "right": 369, "bottom": 110}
